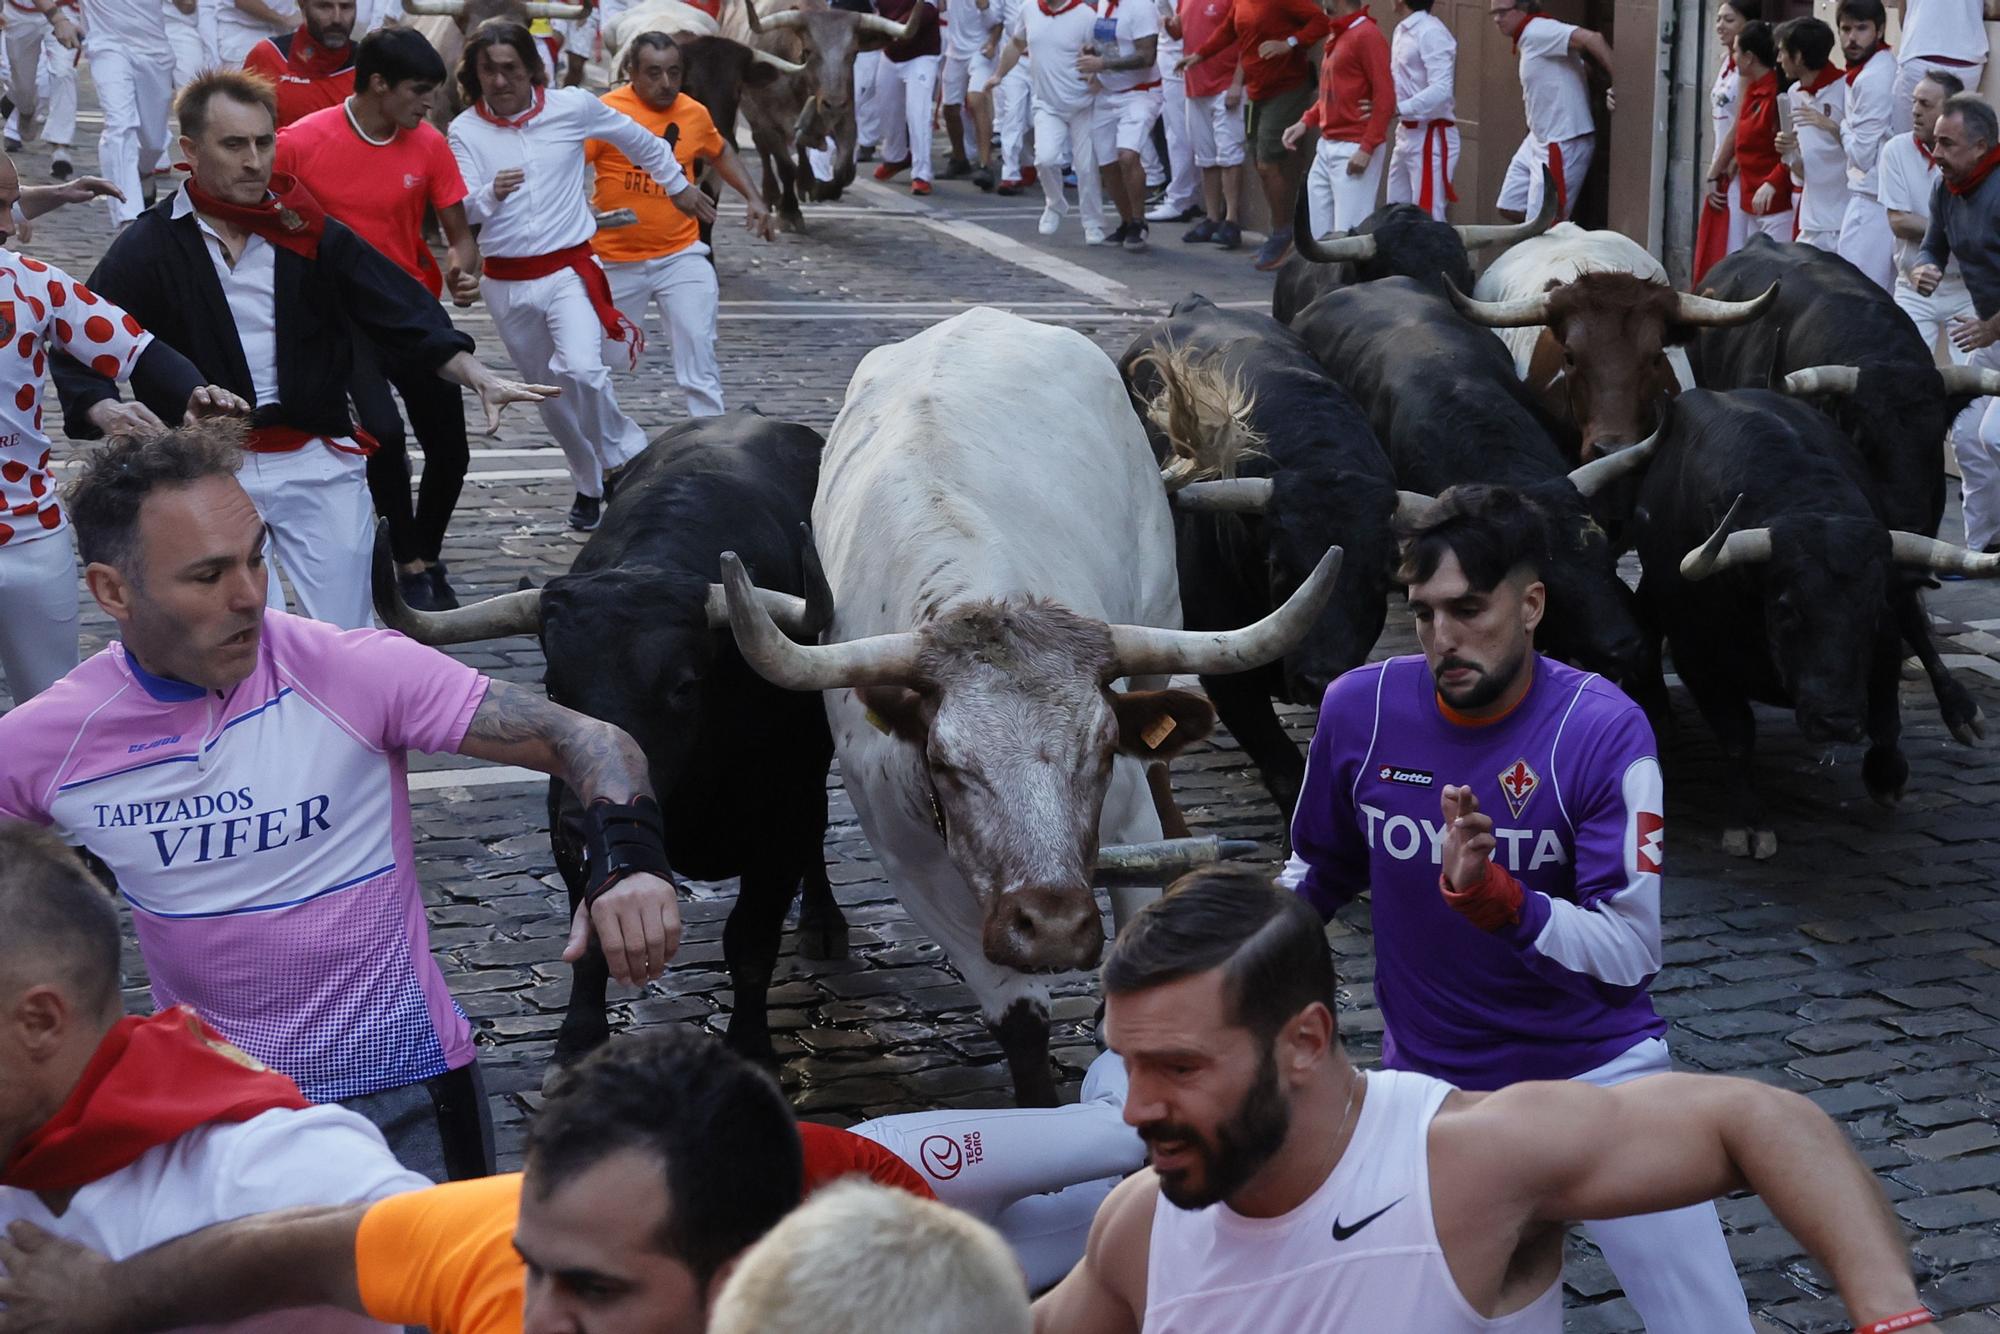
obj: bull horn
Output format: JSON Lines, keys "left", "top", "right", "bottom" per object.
{"left": 702, "top": 585, "right": 823, "bottom": 636}
{"left": 1169, "top": 478, "right": 1273, "bottom": 513}
{"left": 1091, "top": 836, "right": 1261, "bottom": 886}
{"left": 524, "top": 1, "right": 586, "bottom": 16}
{"left": 1781, "top": 365, "right": 1860, "bottom": 397}
{"left": 1294, "top": 227, "right": 1377, "bottom": 264}
{"left": 721, "top": 550, "right": 923, "bottom": 691}
{"left": 1679, "top": 495, "right": 1774, "bottom": 580}
{"left": 1395, "top": 490, "right": 1435, "bottom": 526}
{"left": 1566, "top": 417, "right": 1664, "bottom": 497}
{"left": 1106, "top": 546, "right": 1343, "bottom": 679}
{"left": 1444, "top": 276, "right": 1549, "bottom": 329}
{"left": 754, "top": 6, "right": 809, "bottom": 29}
{"left": 1888, "top": 531, "right": 2000, "bottom": 577}
{"left": 744, "top": 0, "right": 763, "bottom": 29}
{"left": 1452, "top": 167, "right": 1559, "bottom": 248}
{"left": 372, "top": 522, "right": 541, "bottom": 643}
{"left": 399, "top": 0, "right": 465, "bottom": 15}
{"left": 750, "top": 45, "right": 808, "bottom": 73}
{"left": 1674, "top": 281, "right": 1780, "bottom": 328}
{"left": 1939, "top": 365, "right": 2000, "bottom": 397}
{"left": 857, "top": 0, "right": 926, "bottom": 41}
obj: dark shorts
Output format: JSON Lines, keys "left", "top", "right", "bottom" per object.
{"left": 341, "top": 1060, "right": 496, "bottom": 1183}
{"left": 1247, "top": 81, "right": 1315, "bottom": 164}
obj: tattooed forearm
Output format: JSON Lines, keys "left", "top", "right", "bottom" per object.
{"left": 458, "top": 679, "right": 655, "bottom": 803}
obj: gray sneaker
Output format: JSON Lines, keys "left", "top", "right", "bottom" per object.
{"left": 1122, "top": 223, "right": 1149, "bottom": 253}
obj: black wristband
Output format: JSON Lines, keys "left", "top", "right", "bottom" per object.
{"left": 582, "top": 796, "right": 672, "bottom": 904}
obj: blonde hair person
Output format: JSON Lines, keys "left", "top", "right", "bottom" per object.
{"left": 711, "top": 1180, "right": 1032, "bottom": 1334}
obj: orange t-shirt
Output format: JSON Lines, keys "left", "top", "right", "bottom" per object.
{"left": 352, "top": 1127, "right": 936, "bottom": 1332}
{"left": 585, "top": 86, "right": 727, "bottom": 263}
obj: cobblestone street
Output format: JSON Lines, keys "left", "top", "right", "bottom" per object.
{"left": 9, "top": 102, "right": 2000, "bottom": 1330}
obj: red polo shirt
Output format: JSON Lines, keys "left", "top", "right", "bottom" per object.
{"left": 243, "top": 29, "right": 357, "bottom": 128}
{"left": 1191, "top": 0, "right": 1330, "bottom": 101}
{"left": 1298, "top": 10, "right": 1393, "bottom": 151}
{"left": 1734, "top": 70, "right": 1791, "bottom": 214}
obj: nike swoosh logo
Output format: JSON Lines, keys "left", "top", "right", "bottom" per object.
{"left": 1330, "top": 1196, "right": 1405, "bottom": 1242}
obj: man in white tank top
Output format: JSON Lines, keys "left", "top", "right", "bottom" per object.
{"left": 1033, "top": 868, "right": 1933, "bottom": 1334}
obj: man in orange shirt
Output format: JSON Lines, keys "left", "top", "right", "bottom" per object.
{"left": 243, "top": 0, "right": 359, "bottom": 127}
{"left": 587, "top": 32, "right": 773, "bottom": 418}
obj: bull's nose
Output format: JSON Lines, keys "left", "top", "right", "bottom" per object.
{"left": 982, "top": 886, "right": 1103, "bottom": 973}
{"left": 1799, "top": 709, "right": 1867, "bottom": 745}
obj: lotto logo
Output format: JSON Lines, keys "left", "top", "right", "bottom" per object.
{"left": 1636, "top": 811, "right": 1664, "bottom": 873}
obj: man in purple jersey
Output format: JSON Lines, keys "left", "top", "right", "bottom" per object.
{"left": 1282, "top": 485, "right": 1754, "bottom": 1332}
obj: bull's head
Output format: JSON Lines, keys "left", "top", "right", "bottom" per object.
{"left": 1449, "top": 275, "right": 1779, "bottom": 458}
{"left": 1681, "top": 495, "right": 2000, "bottom": 745}
{"left": 719, "top": 544, "right": 1343, "bottom": 973}
{"left": 743, "top": 0, "right": 924, "bottom": 194}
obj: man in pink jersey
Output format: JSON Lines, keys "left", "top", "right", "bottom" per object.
{"left": 0, "top": 428, "right": 683, "bottom": 1181}
{"left": 1033, "top": 868, "right": 1929, "bottom": 1334}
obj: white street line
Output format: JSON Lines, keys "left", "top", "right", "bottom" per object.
{"left": 848, "top": 179, "right": 1133, "bottom": 305}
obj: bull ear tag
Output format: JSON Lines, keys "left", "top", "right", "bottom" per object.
{"left": 864, "top": 707, "right": 892, "bottom": 735}
{"left": 1141, "top": 714, "right": 1178, "bottom": 750}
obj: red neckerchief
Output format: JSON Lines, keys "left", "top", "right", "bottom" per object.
{"left": 1947, "top": 142, "right": 2000, "bottom": 196}
{"left": 1038, "top": 0, "right": 1083, "bottom": 14}
{"left": 1914, "top": 131, "right": 1935, "bottom": 167}
{"left": 1511, "top": 12, "right": 1544, "bottom": 54}
{"left": 283, "top": 28, "right": 353, "bottom": 78}
{"left": 183, "top": 170, "right": 329, "bottom": 259}
{"left": 0, "top": 1008, "right": 309, "bottom": 1193}
{"left": 1800, "top": 62, "right": 1841, "bottom": 94}
{"left": 1844, "top": 41, "right": 1888, "bottom": 84}
{"left": 475, "top": 85, "right": 548, "bottom": 128}
{"left": 1722, "top": 55, "right": 1735, "bottom": 76}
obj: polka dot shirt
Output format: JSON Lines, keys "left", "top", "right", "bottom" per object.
{"left": 0, "top": 250, "right": 151, "bottom": 549}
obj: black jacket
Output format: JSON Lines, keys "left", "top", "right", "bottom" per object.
{"left": 54, "top": 192, "right": 475, "bottom": 439}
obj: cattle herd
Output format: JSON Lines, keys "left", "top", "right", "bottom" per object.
{"left": 368, "top": 171, "right": 2000, "bottom": 1104}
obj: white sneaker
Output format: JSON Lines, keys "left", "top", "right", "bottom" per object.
{"left": 1038, "top": 206, "right": 1062, "bottom": 235}
{"left": 1083, "top": 225, "right": 1108, "bottom": 245}
{"left": 1146, "top": 200, "right": 1195, "bottom": 222}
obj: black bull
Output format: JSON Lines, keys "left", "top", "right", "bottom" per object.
{"left": 374, "top": 411, "right": 850, "bottom": 1073}
{"left": 1290, "top": 276, "right": 1651, "bottom": 682}
{"left": 1119, "top": 295, "right": 1400, "bottom": 815}
{"left": 1690, "top": 236, "right": 2000, "bottom": 748}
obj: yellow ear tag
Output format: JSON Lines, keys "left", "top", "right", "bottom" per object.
{"left": 1141, "top": 715, "right": 1177, "bottom": 750}
{"left": 865, "top": 708, "right": 892, "bottom": 735}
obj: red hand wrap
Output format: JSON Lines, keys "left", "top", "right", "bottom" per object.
{"left": 1439, "top": 860, "right": 1523, "bottom": 932}
{"left": 1859, "top": 1311, "right": 1933, "bottom": 1334}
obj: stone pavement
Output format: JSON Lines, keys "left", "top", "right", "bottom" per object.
{"left": 6, "top": 97, "right": 2000, "bottom": 1331}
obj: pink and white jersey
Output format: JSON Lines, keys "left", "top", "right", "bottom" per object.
{"left": 1514, "top": 16, "right": 1593, "bottom": 144}
{"left": 0, "top": 251, "right": 152, "bottom": 550}
{"left": 0, "top": 611, "right": 491, "bottom": 1102}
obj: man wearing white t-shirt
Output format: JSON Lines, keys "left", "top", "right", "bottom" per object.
{"left": 81, "top": 0, "right": 176, "bottom": 225}
{"left": 1386, "top": 0, "right": 1457, "bottom": 220}
{"left": 1489, "top": 0, "right": 1613, "bottom": 223}
{"left": 989, "top": 0, "right": 1108, "bottom": 244}
{"left": 1082, "top": 0, "right": 1162, "bottom": 250}
{"left": 4, "top": 0, "right": 81, "bottom": 182}
{"left": 217, "top": 0, "right": 295, "bottom": 65}
{"left": 942, "top": 0, "right": 991, "bottom": 179}
{"left": 0, "top": 823, "right": 429, "bottom": 1334}
{"left": 1891, "top": 0, "right": 1986, "bottom": 135}
{"left": 1883, "top": 71, "right": 1985, "bottom": 492}
{"left": 1806, "top": 0, "right": 1897, "bottom": 288}
{"left": 1775, "top": 16, "right": 1849, "bottom": 250}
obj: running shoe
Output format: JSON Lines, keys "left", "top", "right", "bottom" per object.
{"left": 1146, "top": 200, "right": 1200, "bottom": 223}
{"left": 1252, "top": 227, "right": 1293, "bottom": 271}
{"left": 972, "top": 166, "right": 996, "bottom": 191}
{"left": 911, "top": 179, "right": 931, "bottom": 195}
{"left": 872, "top": 157, "right": 911, "bottom": 181}
{"left": 1038, "top": 205, "right": 1062, "bottom": 234}
{"left": 942, "top": 156, "right": 974, "bottom": 178}
{"left": 1215, "top": 220, "right": 1243, "bottom": 249}
{"left": 1182, "top": 216, "right": 1219, "bottom": 243}
{"left": 1122, "top": 222, "right": 1150, "bottom": 253}
{"left": 568, "top": 494, "right": 602, "bottom": 532}
{"left": 997, "top": 177, "right": 1023, "bottom": 195}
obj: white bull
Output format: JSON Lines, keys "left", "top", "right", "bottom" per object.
{"left": 721, "top": 308, "right": 1337, "bottom": 1105}
{"left": 1456, "top": 222, "right": 1777, "bottom": 457}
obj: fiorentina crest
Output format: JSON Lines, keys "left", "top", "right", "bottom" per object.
{"left": 1498, "top": 758, "right": 1539, "bottom": 819}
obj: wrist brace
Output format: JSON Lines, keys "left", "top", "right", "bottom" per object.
{"left": 582, "top": 796, "right": 671, "bottom": 905}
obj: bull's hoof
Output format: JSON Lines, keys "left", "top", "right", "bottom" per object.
{"left": 778, "top": 209, "right": 806, "bottom": 234}
{"left": 1751, "top": 829, "right": 1778, "bottom": 860}
{"left": 1721, "top": 827, "right": 1752, "bottom": 858}
{"left": 1948, "top": 700, "right": 1989, "bottom": 748}
{"left": 1864, "top": 745, "right": 1910, "bottom": 807}
{"left": 725, "top": 1023, "right": 780, "bottom": 1070}
{"left": 1902, "top": 655, "right": 1925, "bottom": 682}
{"left": 795, "top": 918, "right": 850, "bottom": 961}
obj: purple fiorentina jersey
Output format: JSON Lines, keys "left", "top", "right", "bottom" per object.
{"left": 1283, "top": 654, "right": 1667, "bottom": 1089}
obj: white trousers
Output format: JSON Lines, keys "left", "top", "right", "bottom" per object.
{"left": 1893, "top": 55, "right": 1986, "bottom": 135}
{"left": 88, "top": 39, "right": 172, "bottom": 226}
{"left": 1185, "top": 90, "right": 1245, "bottom": 168}
{"left": 1498, "top": 131, "right": 1592, "bottom": 220}
{"left": 0, "top": 530, "right": 80, "bottom": 703}
{"left": 238, "top": 445, "right": 374, "bottom": 630}
{"left": 605, "top": 248, "right": 723, "bottom": 418}
{"left": 994, "top": 62, "right": 1031, "bottom": 179}
{"left": 1033, "top": 100, "right": 1104, "bottom": 232}
{"left": 483, "top": 268, "right": 650, "bottom": 500}
{"left": 1963, "top": 342, "right": 2000, "bottom": 550}
{"left": 1303, "top": 136, "right": 1386, "bottom": 240}
{"left": 875, "top": 53, "right": 938, "bottom": 183}
{"left": 1796, "top": 225, "right": 1840, "bottom": 251}
{"left": 1157, "top": 71, "right": 1199, "bottom": 211}
{"left": 5, "top": 11, "right": 78, "bottom": 148}
{"left": 854, "top": 48, "right": 885, "bottom": 149}
{"left": 850, "top": 1050, "right": 1140, "bottom": 1293}
{"left": 1894, "top": 281, "right": 1984, "bottom": 528}
{"left": 1838, "top": 193, "right": 1896, "bottom": 291}
{"left": 1573, "top": 1037, "right": 1756, "bottom": 1334}
{"left": 1745, "top": 205, "right": 1797, "bottom": 241}
{"left": 1386, "top": 120, "right": 1457, "bottom": 220}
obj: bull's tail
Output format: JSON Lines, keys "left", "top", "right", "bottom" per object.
{"left": 1134, "top": 342, "right": 1267, "bottom": 492}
